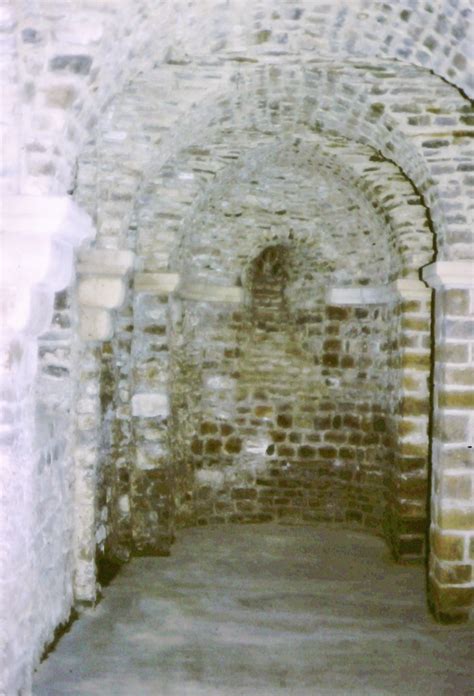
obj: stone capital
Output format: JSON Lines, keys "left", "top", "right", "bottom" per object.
{"left": 1, "top": 195, "right": 95, "bottom": 336}
{"left": 422, "top": 261, "right": 474, "bottom": 290}
{"left": 390, "top": 278, "right": 431, "bottom": 299}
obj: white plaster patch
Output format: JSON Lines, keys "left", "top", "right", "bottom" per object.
{"left": 132, "top": 392, "right": 169, "bottom": 418}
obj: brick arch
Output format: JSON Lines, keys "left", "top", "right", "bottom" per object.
{"left": 10, "top": 0, "right": 471, "bottom": 199}
{"left": 122, "top": 132, "right": 431, "bottom": 285}
{"left": 76, "top": 56, "right": 470, "bottom": 272}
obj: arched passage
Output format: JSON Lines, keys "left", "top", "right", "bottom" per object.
{"left": 1, "top": 2, "right": 473, "bottom": 693}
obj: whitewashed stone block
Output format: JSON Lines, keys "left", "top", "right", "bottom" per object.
{"left": 131, "top": 392, "right": 169, "bottom": 418}
{"left": 326, "top": 286, "right": 392, "bottom": 305}
{"left": 77, "top": 249, "right": 134, "bottom": 276}
{"left": 78, "top": 276, "right": 126, "bottom": 309}
{"left": 178, "top": 281, "right": 243, "bottom": 303}
{"left": 79, "top": 307, "right": 113, "bottom": 341}
{"left": 135, "top": 272, "right": 180, "bottom": 294}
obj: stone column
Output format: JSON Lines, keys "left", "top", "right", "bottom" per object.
{"left": 130, "top": 273, "right": 180, "bottom": 555}
{"left": 0, "top": 196, "right": 94, "bottom": 694}
{"left": 385, "top": 279, "right": 432, "bottom": 561}
{"left": 423, "top": 261, "right": 474, "bottom": 622}
{"left": 74, "top": 248, "right": 134, "bottom": 603}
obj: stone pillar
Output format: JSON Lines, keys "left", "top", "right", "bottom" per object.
{"left": 74, "top": 248, "right": 134, "bottom": 603}
{"left": 385, "top": 279, "right": 432, "bottom": 561}
{"left": 130, "top": 273, "right": 180, "bottom": 555}
{"left": 423, "top": 261, "right": 474, "bottom": 622}
{"left": 0, "top": 196, "right": 94, "bottom": 694}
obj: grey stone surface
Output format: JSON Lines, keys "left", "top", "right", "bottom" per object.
{"left": 34, "top": 524, "right": 473, "bottom": 696}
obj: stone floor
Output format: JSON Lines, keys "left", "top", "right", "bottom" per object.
{"left": 34, "top": 524, "right": 473, "bottom": 696}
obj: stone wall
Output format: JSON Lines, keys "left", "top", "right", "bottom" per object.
{"left": 172, "top": 253, "right": 394, "bottom": 531}
{"left": 1, "top": 2, "right": 473, "bottom": 693}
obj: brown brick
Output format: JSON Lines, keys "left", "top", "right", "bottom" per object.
{"left": 430, "top": 580, "right": 474, "bottom": 612}
{"left": 205, "top": 438, "right": 222, "bottom": 454}
{"left": 397, "top": 419, "right": 421, "bottom": 436}
{"left": 397, "top": 474, "right": 428, "bottom": 497}
{"left": 434, "top": 561, "right": 472, "bottom": 585}
{"left": 326, "top": 306, "right": 348, "bottom": 320}
{"left": 438, "top": 507, "right": 474, "bottom": 530}
{"left": 401, "top": 352, "right": 431, "bottom": 369}
{"left": 277, "top": 414, "right": 292, "bottom": 428}
{"left": 399, "top": 441, "right": 429, "bottom": 457}
{"left": 220, "top": 423, "right": 234, "bottom": 436}
{"left": 270, "top": 430, "right": 286, "bottom": 443}
{"left": 225, "top": 437, "right": 242, "bottom": 454}
{"left": 402, "top": 373, "right": 425, "bottom": 391}
{"left": 323, "top": 339, "right": 341, "bottom": 351}
{"left": 340, "top": 355, "right": 355, "bottom": 368}
{"left": 438, "top": 390, "right": 474, "bottom": 409}
{"left": 431, "top": 531, "right": 464, "bottom": 562}
{"left": 191, "top": 438, "right": 203, "bottom": 455}
{"left": 231, "top": 488, "right": 257, "bottom": 500}
{"left": 401, "top": 300, "right": 422, "bottom": 313}
{"left": 398, "top": 396, "right": 429, "bottom": 416}
{"left": 298, "top": 445, "right": 316, "bottom": 459}
{"left": 401, "top": 317, "right": 430, "bottom": 331}
{"left": 322, "top": 353, "right": 339, "bottom": 367}
{"left": 255, "top": 405, "right": 273, "bottom": 418}
{"left": 201, "top": 421, "right": 218, "bottom": 435}
{"left": 277, "top": 445, "right": 295, "bottom": 458}
{"left": 319, "top": 446, "right": 337, "bottom": 459}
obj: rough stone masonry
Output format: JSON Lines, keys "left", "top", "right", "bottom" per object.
{"left": 0, "top": 1, "right": 473, "bottom": 694}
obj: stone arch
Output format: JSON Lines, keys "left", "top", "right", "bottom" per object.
{"left": 2, "top": 4, "right": 473, "bottom": 693}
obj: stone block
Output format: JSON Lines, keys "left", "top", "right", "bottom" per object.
{"left": 431, "top": 531, "right": 465, "bottom": 561}
{"left": 434, "top": 561, "right": 472, "bottom": 585}
{"left": 131, "top": 392, "right": 169, "bottom": 418}
{"left": 77, "top": 249, "right": 134, "bottom": 276}
{"left": 441, "top": 473, "right": 472, "bottom": 500}
{"left": 49, "top": 54, "right": 93, "bottom": 75}
{"left": 442, "top": 289, "right": 470, "bottom": 316}
{"left": 437, "top": 343, "right": 470, "bottom": 364}
{"left": 78, "top": 276, "right": 126, "bottom": 309}
{"left": 435, "top": 412, "right": 469, "bottom": 442}
{"left": 438, "top": 390, "right": 474, "bottom": 409}
{"left": 135, "top": 273, "right": 180, "bottom": 295}
{"left": 437, "top": 507, "right": 474, "bottom": 530}
{"left": 79, "top": 308, "right": 112, "bottom": 341}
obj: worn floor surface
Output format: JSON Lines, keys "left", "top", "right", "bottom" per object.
{"left": 34, "top": 524, "right": 473, "bottom": 696}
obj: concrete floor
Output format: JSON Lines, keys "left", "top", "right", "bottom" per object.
{"left": 34, "top": 524, "right": 473, "bottom": 696}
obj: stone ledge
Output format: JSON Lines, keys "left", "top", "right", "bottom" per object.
{"left": 77, "top": 249, "right": 134, "bottom": 276}
{"left": 423, "top": 261, "right": 474, "bottom": 289}
{"left": 327, "top": 286, "right": 392, "bottom": 305}
{"left": 327, "top": 279, "right": 430, "bottom": 306}
{"left": 178, "top": 281, "right": 243, "bottom": 303}
{"left": 135, "top": 273, "right": 180, "bottom": 295}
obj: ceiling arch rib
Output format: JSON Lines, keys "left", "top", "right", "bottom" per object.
{"left": 13, "top": 0, "right": 471, "bottom": 200}
{"left": 128, "top": 135, "right": 433, "bottom": 293}
{"left": 76, "top": 59, "right": 468, "bottom": 271}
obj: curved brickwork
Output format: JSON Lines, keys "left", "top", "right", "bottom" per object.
{"left": 1, "top": 3, "right": 473, "bottom": 693}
